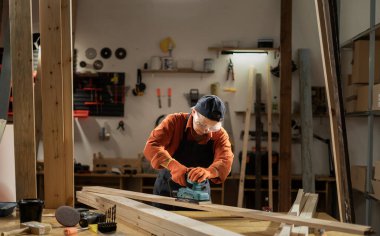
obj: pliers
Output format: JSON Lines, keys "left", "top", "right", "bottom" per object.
{"left": 227, "top": 58, "right": 235, "bottom": 80}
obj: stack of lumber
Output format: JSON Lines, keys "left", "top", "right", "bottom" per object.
{"left": 77, "top": 187, "right": 373, "bottom": 235}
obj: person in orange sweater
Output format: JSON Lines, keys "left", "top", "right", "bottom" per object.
{"left": 144, "top": 95, "right": 234, "bottom": 200}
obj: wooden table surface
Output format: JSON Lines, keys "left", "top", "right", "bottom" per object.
{"left": 0, "top": 209, "right": 358, "bottom": 236}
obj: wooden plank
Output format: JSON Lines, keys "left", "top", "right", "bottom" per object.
{"left": 279, "top": 0, "right": 293, "bottom": 212}
{"left": 255, "top": 73, "right": 263, "bottom": 209}
{"left": 275, "top": 189, "right": 307, "bottom": 236}
{"left": 299, "top": 49, "right": 315, "bottom": 193}
{"left": 10, "top": 0, "right": 37, "bottom": 199}
{"left": 237, "top": 66, "right": 255, "bottom": 208}
{"left": 77, "top": 191, "right": 244, "bottom": 236}
{"left": 267, "top": 65, "right": 273, "bottom": 209}
{"left": 34, "top": 45, "right": 42, "bottom": 157}
{"left": 61, "top": 0, "right": 74, "bottom": 207}
{"left": 314, "top": 0, "right": 354, "bottom": 222}
{"left": 292, "top": 193, "right": 318, "bottom": 235}
{"left": 80, "top": 187, "right": 373, "bottom": 235}
{"left": 40, "top": 0, "right": 67, "bottom": 207}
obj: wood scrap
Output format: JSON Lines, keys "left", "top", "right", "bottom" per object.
{"left": 80, "top": 186, "right": 373, "bottom": 235}
{"left": 77, "top": 191, "right": 243, "bottom": 236}
{"left": 292, "top": 193, "right": 318, "bottom": 235}
{"left": 275, "top": 189, "right": 307, "bottom": 236}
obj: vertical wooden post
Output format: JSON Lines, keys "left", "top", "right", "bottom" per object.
{"left": 299, "top": 49, "right": 315, "bottom": 193}
{"left": 10, "top": 0, "right": 37, "bottom": 199}
{"left": 279, "top": 0, "right": 293, "bottom": 212}
{"left": 40, "top": 0, "right": 74, "bottom": 207}
{"left": 314, "top": 0, "right": 354, "bottom": 222}
{"left": 255, "top": 74, "right": 262, "bottom": 209}
{"left": 267, "top": 65, "right": 273, "bottom": 209}
{"left": 237, "top": 66, "right": 255, "bottom": 208}
{"left": 62, "top": 0, "right": 74, "bottom": 207}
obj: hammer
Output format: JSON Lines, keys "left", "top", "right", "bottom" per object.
{"left": 1, "top": 221, "right": 52, "bottom": 236}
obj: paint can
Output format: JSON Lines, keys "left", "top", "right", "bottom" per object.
{"left": 161, "top": 57, "right": 174, "bottom": 70}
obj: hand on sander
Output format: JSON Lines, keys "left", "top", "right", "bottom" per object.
{"left": 188, "top": 167, "right": 215, "bottom": 183}
{"left": 167, "top": 159, "right": 189, "bottom": 186}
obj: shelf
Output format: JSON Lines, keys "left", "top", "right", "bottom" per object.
{"left": 208, "top": 47, "right": 278, "bottom": 54}
{"left": 345, "top": 110, "right": 380, "bottom": 117}
{"left": 141, "top": 69, "right": 214, "bottom": 74}
{"left": 340, "top": 23, "right": 380, "bottom": 48}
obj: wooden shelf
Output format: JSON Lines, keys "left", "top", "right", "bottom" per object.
{"left": 208, "top": 47, "right": 278, "bottom": 54}
{"left": 141, "top": 69, "right": 214, "bottom": 74}
{"left": 340, "top": 23, "right": 380, "bottom": 48}
{"left": 345, "top": 111, "right": 380, "bottom": 117}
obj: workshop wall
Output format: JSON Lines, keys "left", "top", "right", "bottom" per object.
{"left": 34, "top": 0, "right": 332, "bottom": 175}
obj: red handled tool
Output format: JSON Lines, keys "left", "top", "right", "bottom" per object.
{"left": 156, "top": 88, "right": 162, "bottom": 108}
{"left": 168, "top": 88, "right": 172, "bottom": 107}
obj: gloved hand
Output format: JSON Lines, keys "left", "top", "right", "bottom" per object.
{"left": 188, "top": 167, "right": 213, "bottom": 183}
{"left": 167, "top": 159, "right": 188, "bottom": 186}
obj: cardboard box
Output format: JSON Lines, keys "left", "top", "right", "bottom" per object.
{"left": 352, "top": 40, "right": 380, "bottom": 84}
{"left": 345, "top": 99, "right": 357, "bottom": 113}
{"left": 372, "top": 84, "right": 380, "bottom": 110}
{"left": 375, "top": 161, "right": 380, "bottom": 180}
{"left": 355, "top": 85, "right": 369, "bottom": 112}
{"left": 351, "top": 165, "right": 368, "bottom": 192}
{"left": 372, "top": 180, "right": 380, "bottom": 199}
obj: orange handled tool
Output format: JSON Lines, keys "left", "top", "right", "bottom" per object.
{"left": 168, "top": 88, "right": 172, "bottom": 107}
{"left": 156, "top": 88, "right": 162, "bottom": 108}
{"left": 64, "top": 227, "right": 88, "bottom": 235}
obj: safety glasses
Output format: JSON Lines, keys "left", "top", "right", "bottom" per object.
{"left": 193, "top": 112, "right": 222, "bottom": 132}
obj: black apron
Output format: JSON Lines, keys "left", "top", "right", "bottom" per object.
{"left": 153, "top": 115, "right": 214, "bottom": 203}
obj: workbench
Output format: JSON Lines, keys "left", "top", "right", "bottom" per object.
{"left": 0, "top": 209, "right": 356, "bottom": 235}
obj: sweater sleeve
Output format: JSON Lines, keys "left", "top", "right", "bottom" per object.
{"left": 143, "top": 114, "right": 177, "bottom": 169}
{"left": 208, "top": 128, "right": 234, "bottom": 184}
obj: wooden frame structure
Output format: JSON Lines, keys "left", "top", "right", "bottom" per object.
{"left": 78, "top": 186, "right": 373, "bottom": 235}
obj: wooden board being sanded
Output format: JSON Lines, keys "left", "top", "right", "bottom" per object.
{"left": 79, "top": 187, "right": 373, "bottom": 235}
{"left": 77, "top": 191, "right": 243, "bottom": 236}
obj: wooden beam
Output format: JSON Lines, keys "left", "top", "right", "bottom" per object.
{"left": 279, "top": 0, "right": 293, "bottom": 212}
{"left": 275, "top": 189, "right": 307, "bottom": 236}
{"left": 267, "top": 65, "right": 273, "bottom": 209}
{"left": 299, "top": 49, "right": 315, "bottom": 193}
{"left": 292, "top": 193, "right": 318, "bottom": 235}
{"left": 80, "top": 187, "right": 373, "bottom": 235}
{"left": 77, "top": 191, "right": 243, "bottom": 236}
{"left": 237, "top": 66, "right": 255, "bottom": 207}
{"left": 314, "top": 0, "right": 354, "bottom": 222}
{"left": 40, "top": 0, "right": 72, "bottom": 207}
{"left": 61, "top": 0, "right": 74, "bottom": 207}
{"left": 10, "top": 0, "right": 37, "bottom": 199}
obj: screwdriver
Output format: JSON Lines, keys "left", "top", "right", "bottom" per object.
{"left": 64, "top": 227, "right": 88, "bottom": 235}
{"left": 156, "top": 88, "right": 162, "bottom": 108}
{"left": 168, "top": 88, "right": 172, "bottom": 107}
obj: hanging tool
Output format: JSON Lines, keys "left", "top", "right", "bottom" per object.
{"left": 168, "top": 88, "right": 172, "bottom": 107}
{"left": 189, "top": 89, "right": 199, "bottom": 106}
{"left": 227, "top": 58, "right": 235, "bottom": 80}
{"left": 156, "top": 88, "right": 162, "bottom": 108}
{"left": 132, "top": 69, "right": 146, "bottom": 96}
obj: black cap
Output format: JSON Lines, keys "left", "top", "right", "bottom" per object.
{"left": 194, "top": 95, "right": 225, "bottom": 122}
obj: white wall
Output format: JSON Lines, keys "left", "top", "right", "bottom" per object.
{"left": 0, "top": 125, "right": 16, "bottom": 202}
{"left": 62, "top": 0, "right": 333, "bottom": 175}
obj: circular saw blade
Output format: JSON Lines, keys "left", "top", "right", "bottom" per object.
{"left": 85, "top": 48, "right": 97, "bottom": 60}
